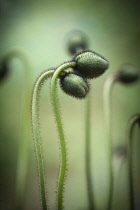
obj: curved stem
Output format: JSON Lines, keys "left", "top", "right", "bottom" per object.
{"left": 51, "top": 62, "right": 75, "bottom": 210}
{"left": 2, "top": 48, "right": 32, "bottom": 209}
{"left": 103, "top": 73, "right": 118, "bottom": 210}
{"left": 31, "top": 69, "right": 55, "bottom": 210}
{"left": 126, "top": 114, "right": 140, "bottom": 210}
{"left": 85, "top": 92, "right": 95, "bottom": 210}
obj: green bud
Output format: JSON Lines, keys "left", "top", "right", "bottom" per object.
{"left": 60, "top": 72, "right": 89, "bottom": 99}
{"left": 0, "top": 61, "right": 9, "bottom": 82}
{"left": 117, "top": 64, "right": 140, "bottom": 84}
{"left": 73, "top": 50, "right": 109, "bottom": 79}
{"left": 66, "top": 30, "right": 88, "bottom": 55}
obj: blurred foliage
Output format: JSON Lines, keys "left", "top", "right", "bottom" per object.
{"left": 0, "top": 0, "right": 140, "bottom": 209}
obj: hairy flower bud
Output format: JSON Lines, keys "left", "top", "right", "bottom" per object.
{"left": 117, "top": 64, "right": 140, "bottom": 84}
{"left": 60, "top": 72, "right": 89, "bottom": 99}
{"left": 73, "top": 50, "right": 109, "bottom": 79}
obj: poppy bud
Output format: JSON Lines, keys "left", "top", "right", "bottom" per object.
{"left": 117, "top": 64, "right": 140, "bottom": 84}
{"left": 66, "top": 30, "right": 88, "bottom": 55}
{"left": 73, "top": 50, "right": 109, "bottom": 79}
{"left": 0, "top": 61, "right": 9, "bottom": 82}
{"left": 60, "top": 72, "right": 89, "bottom": 99}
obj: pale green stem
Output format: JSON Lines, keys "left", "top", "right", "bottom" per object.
{"left": 114, "top": 158, "right": 126, "bottom": 209}
{"left": 126, "top": 114, "right": 140, "bottom": 210}
{"left": 31, "top": 69, "right": 55, "bottom": 210}
{"left": 51, "top": 62, "right": 75, "bottom": 210}
{"left": 103, "top": 73, "right": 118, "bottom": 210}
{"left": 2, "top": 48, "right": 32, "bottom": 209}
{"left": 85, "top": 92, "right": 95, "bottom": 210}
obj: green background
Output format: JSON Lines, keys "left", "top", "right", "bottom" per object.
{"left": 0, "top": 0, "right": 140, "bottom": 209}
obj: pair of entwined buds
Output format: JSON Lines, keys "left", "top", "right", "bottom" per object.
{"left": 31, "top": 49, "right": 109, "bottom": 210}
{"left": 59, "top": 50, "right": 109, "bottom": 98}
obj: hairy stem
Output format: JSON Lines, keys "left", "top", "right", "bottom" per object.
{"left": 2, "top": 48, "right": 32, "bottom": 209}
{"left": 126, "top": 114, "right": 140, "bottom": 210}
{"left": 51, "top": 62, "right": 75, "bottom": 210}
{"left": 31, "top": 69, "right": 55, "bottom": 210}
{"left": 103, "top": 74, "right": 118, "bottom": 210}
{"left": 85, "top": 92, "right": 95, "bottom": 210}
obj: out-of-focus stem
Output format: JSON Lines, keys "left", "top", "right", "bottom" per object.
{"left": 103, "top": 73, "right": 118, "bottom": 210}
{"left": 126, "top": 114, "right": 140, "bottom": 210}
{"left": 85, "top": 91, "right": 95, "bottom": 210}
{"left": 2, "top": 48, "right": 32, "bottom": 209}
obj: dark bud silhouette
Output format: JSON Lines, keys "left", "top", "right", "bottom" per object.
{"left": 0, "top": 61, "right": 9, "bottom": 82}
{"left": 66, "top": 30, "right": 88, "bottom": 55}
{"left": 117, "top": 64, "right": 140, "bottom": 84}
